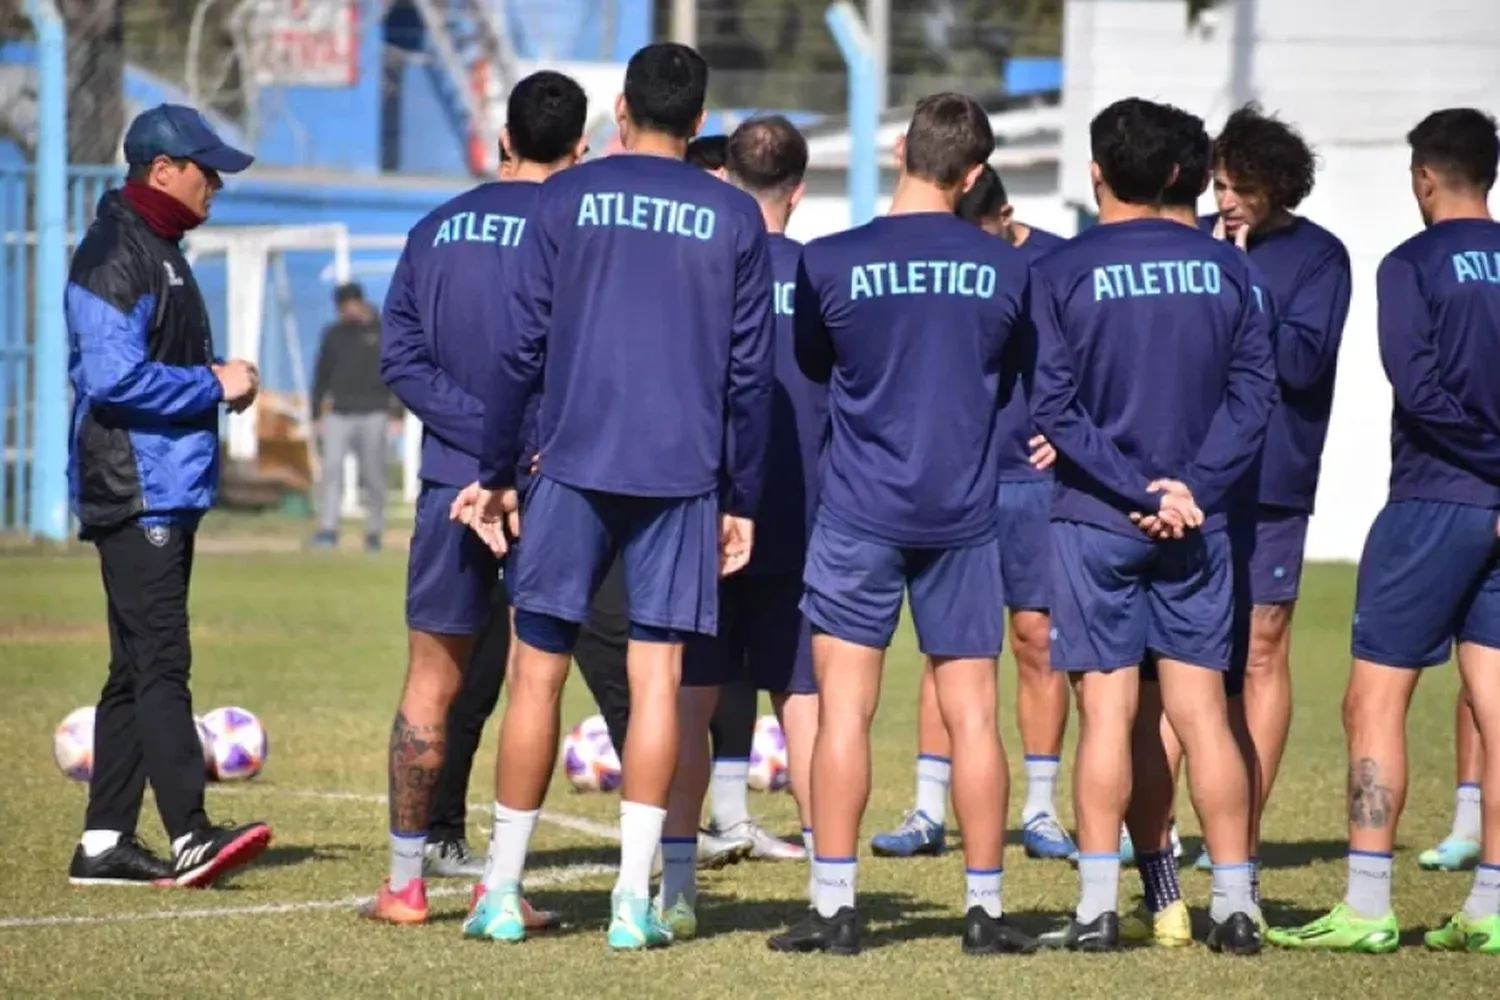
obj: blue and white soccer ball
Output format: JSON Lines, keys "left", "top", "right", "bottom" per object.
{"left": 53, "top": 706, "right": 95, "bottom": 783}
{"left": 201, "top": 706, "right": 268, "bottom": 781}
{"left": 562, "top": 714, "right": 621, "bottom": 792}
{"left": 748, "top": 714, "right": 789, "bottom": 792}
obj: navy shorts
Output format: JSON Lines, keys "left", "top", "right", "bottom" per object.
{"left": 1351, "top": 499, "right": 1500, "bottom": 668}
{"left": 1247, "top": 507, "right": 1309, "bottom": 606}
{"left": 406, "top": 482, "right": 501, "bottom": 635}
{"left": 997, "top": 479, "right": 1050, "bottom": 613}
{"left": 1050, "top": 521, "right": 1233, "bottom": 673}
{"left": 801, "top": 520, "right": 1003, "bottom": 658}
{"left": 683, "top": 572, "right": 815, "bottom": 694}
{"left": 509, "top": 475, "right": 719, "bottom": 636}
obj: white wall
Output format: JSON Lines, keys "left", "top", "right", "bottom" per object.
{"left": 1062, "top": 0, "right": 1500, "bottom": 561}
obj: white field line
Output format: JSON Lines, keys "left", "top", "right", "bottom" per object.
{"left": 205, "top": 785, "right": 622, "bottom": 840}
{"left": 0, "top": 862, "right": 614, "bottom": 930}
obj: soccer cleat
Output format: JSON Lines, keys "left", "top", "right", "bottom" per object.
{"left": 1424, "top": 912, "right": 1500, "bottom": 954}
{"left": 1195, "top": 847, "right": 1213, "bottom": 872}
{"left": 1119, "top": 900, "right": 1193, "bottom": 947}
{"left": 363, "top": 533, "right": 382, "bottom": 553}
{"left": 961, "top": 907, "right": 1040, "bottom": 955}
{"left": 361, "top": 878, "right": 429, "bottom": 925}
{"left": 1206, "top": 912, "right": 1263, "bottom": 955}
{"left": 657, "top": 895, "right": 698, "bottom": 941}
{"left": 308, "top": 531, "right": 337, "bottom": 550}
{"left": 68, "top": 835, "right": 174, "bottom": 887}
{"left": 1119, "top": 825, "right": 1137, "bottom": 867}
{"left": 1039, "top": 911, "right": 1121, "bottom": 952}
{"left": 607, "top": 891, "right": 672, "bottom": 951}
{"left": 767, "top": 906, "right": 861, "bottom": 956}
{"left": 1021, "top": 813, "right": 1078, "bottom": 861}
{"left": 1265, "top": 903, "right": 1400, "bottom": 953}
{"left": 424, "top": 838, "right": 485, "bottom": 879}
{"left": 711, "top": 819, "right": 807, "bottom": 861}
{"left": 699, "top": 829, "right": 754, "bottom": 868}
{"left": 463, "top": 882, "right": 527, "bottom": 942}
{"left": 1418, "top": 836, "right": 1481, "bottom": 872}
{"left": 870, "top": 810, "right": 946, "bottom": 858}
{"left": 1170, "top": 823, "right": 1183, "bottom": 860}
{"left": 171, "top": 820, "right": 272, "bottom": 888}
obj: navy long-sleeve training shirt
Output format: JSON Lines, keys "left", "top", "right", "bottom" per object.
{"left": 1030, "top": 218, "right": 1277, "bottom": 536}
{"left": 479, "top": 154, "right": 776, "bottom": 515}
{"left": 1378, "top": 218, "right": 1500, "bottom": 508}
{"left": 746, "top": 233, "right": 830, "bottom": 575}
{"left": 795, "top": 212, "right": 1031, "bottom": 547}
{"left": 995, "top": 224, "right": 1069, "bottom": 481}
{"left": 1201, "top": 215, "right": 1351, "bottom": 511}
{"left": 382, "top": 181, "right": 538, "bottom": 487}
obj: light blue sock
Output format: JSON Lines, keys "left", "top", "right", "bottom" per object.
{"left": 1210, "top": 863, "right": 1255, "bottom": 922}
{"left": 1344, "top": 851, "right": 1393, "bottom": 919}
{"left": 659, "top": 837, "right": 698, "bottom": 908}
{"left": 389, "top": 832, "right": 425, "bottom": 891}
{"left": 1076, "top": 853, "right": 1120, "bottom": 923}
{"left": 966, "top": 868, "right": 1004, "bottom": 918}
{"left": 813, "top": 856, "right": 856, "bottom": 918}
{"left": 1463, "top": 863, "right": 1500, "bottom": 920}
{"left": 915, "top": 755, "right": 950, "bottom": 826}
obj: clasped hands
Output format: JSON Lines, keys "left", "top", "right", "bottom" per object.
{"left": 1027, "top": 434, "right": 1204, "bottom": 541}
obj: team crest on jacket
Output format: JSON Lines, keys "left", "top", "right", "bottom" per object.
{"left": 143, "top": 524, "right": 170, "bottom": 547}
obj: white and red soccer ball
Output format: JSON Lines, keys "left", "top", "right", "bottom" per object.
{"left": 749, "top": 714, "right": 790, "bottom": 792}
{"left": 562, "top": 714, "right": 622, "bottom": 792}
{"left": 53, "top": 706, "right": 96, "bottom": 783}
{"left": 200, "top": 706, "right": 268, "bottom": 781}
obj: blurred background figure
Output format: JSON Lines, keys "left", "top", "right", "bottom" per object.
{"left": 310, "top": 282, "right": 397, "bottom": 552}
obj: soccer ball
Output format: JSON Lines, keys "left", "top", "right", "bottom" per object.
{"left": 201, "top": 706, "right": 268, "bottom": 781}
{"left": 748, "top": 714, "right": 789, "bottom": 792}
{"left": 562, "top": 714, "right": 621, "bottom": 792}
{"left": 53, "top": 706, "right": 95, "bottom": 783}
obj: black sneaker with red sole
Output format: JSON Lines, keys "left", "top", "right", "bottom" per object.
{"left": 172, "top": 821, "right": 273, "bottom": 888}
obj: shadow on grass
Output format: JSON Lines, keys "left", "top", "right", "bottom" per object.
{"left": 1173, "top": 835, "right": 1348, "bottom": 870}
{"left": 255, "top": 843, "right": 350, "bottom": 871}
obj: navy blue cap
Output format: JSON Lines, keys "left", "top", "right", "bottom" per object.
{"left": 123, "top": 104, "right": 255, "bottom": 174}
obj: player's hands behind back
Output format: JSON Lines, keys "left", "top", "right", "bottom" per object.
{"left": 450, "top": 482, "right": 519, "bottom": 556}
{"left": 719, "top": 515, "right": 754, "bottom": 577}
{"left": 1131, "top": 479, "right": 1204, "bottom": 541}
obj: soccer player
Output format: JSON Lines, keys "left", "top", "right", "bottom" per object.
{"left": 685, "top": 131, "right": 802, "bottom": 863}
{"left": 1029, "top": 97, "right": 1275, "bottom": 954}
{"left": 1422, "top": 689, "right": 1485, "bottom": 871}
{"left": 657, "top": 115, "right": 827, "bottom": 938}
{"left": 1115, "top": 105, "right": 1272, "bottom": 948}
{"left": 1268, "top": 108, "right": 1500, "bottom": 956}
{"left": 463, "top": 43, "right": 775, "bottom": 951}
{"left": 1194, "top": 104, "right": 1351, "bottom": 871}
{"left": 871, "top": 163, "right": 1076, "bottom": 862}
{"left": 363, "top": 70, "right": 589, "bottom": 926}
{"left": 767, "top": 93, "right": 1037, "bottom": 957}
{"left": 65, "top": 104, "right": 272, "bottom": 888}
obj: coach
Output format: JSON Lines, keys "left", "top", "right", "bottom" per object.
{"left": 64, "top": 104, "right": 271, "bottom": 889}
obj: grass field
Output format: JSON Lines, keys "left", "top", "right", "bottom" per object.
{"left": 0, "top": 516, "right": 1491, "bottom": 997}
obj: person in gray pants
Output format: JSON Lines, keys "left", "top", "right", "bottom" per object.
{"left": 310, "top": 282, "right": 397, "bottom": 552}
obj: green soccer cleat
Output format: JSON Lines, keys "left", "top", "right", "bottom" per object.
{"left": 657, "top": 895, "right": 697, "bottom": 941}
{"left": 607, "top": 891, "right": 673, "bottom": 951}
{"left": 1424, "top": 912, "right": 1500, "bottom": 954}
{"left": 1418, "top": 837, "right": 1481, "bottom": 872}
{"left": 462, "top": 882, "right": 527, "bottom": 943}
{"left": 1266, "top": 903, "right": 1400, "bottom": 954}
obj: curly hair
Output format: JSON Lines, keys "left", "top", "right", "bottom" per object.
{"left": 1212, "top": 103, "right": 1318, "bottom": 210}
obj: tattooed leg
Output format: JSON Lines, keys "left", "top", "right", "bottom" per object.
{"left": 1343, "top": 660, "right": 1420, "bottom": 855}
{"left": 387, "top": 631, "right": 468, "bottom": 833}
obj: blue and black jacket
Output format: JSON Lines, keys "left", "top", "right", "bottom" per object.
{"left": 66, "top": 190, "right": 224, "bottom": 535}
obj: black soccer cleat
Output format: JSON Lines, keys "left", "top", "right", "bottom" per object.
{"left": 172, "top": 820, "right": 273, "bottom": 888}
{"left": 1039, "top": 911, "right": 1121, "bottom": 952}
{"left": 767, "top": 906, "right": 861, "bottom": 956}
{"left": 961, "top": 907, "right": 1040, "bottom": 955}
{"left": 1207, "top": 911, "right": 1263, "bottom": 956}
{"left": 68, "top": 835, "right": 174, "bottom": 887}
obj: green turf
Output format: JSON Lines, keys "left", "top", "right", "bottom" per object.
{"left": 0, "top": 531, "right": 1492, "bottom": 997}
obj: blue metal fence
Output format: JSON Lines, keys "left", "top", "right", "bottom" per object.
{"left": 0, "top": 164, "right": 118, "bottom": 536}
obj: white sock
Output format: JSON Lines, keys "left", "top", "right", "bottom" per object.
{"left": 1022, "top": 755, "right": 1060, "bottom": 821}
{"left": 615, "top": 801, "right": 667, "bottom": 900}
{"left": 659, "top": 837, "right": 698, "bottom": 907}
{"left": 483, "top": 803, "right": 539, "bottom": 892}
{"left": 80, "top": 830, "right": 122, "bottom": 857}
{"left": 1344, "top": 851, "right": 1393, "bottom": 919}
{"left": 1464, "top": 863, "right": 1500, "bottom": 920}
{"left": 915, "top": 755, "right": 951, "bottom": 826}
{"left": 1453, "top": 783, "right": 1482, "bottom": 841}
{"left": 802, "top": 828, "right": 815, "bottom": 903}
{"left": 389, "top": 832, "right": 426, "bottom": 891}
{"left": 967, "top": 868, "right": 1004, "bottom": 918}
{"left": 710, "top": 758, "right": 752, "bottom": 831}
{"left": 813, "top": 856, "right": 856, "bottom": 918}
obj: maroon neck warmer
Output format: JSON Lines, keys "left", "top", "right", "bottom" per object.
{"left": 122, "top": 181, "right": 204, "bottom": 242}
